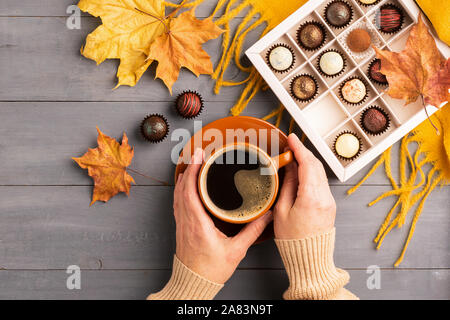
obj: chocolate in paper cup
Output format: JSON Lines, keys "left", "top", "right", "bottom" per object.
{"left": 360, "top": 106, "right": 391, "bottom": 135}
{"left": 339, "top": 76, "right": 369, "bottom": 106}
{"left": 296, "top": 21, "right": 327, "bottom": 51}
{"left": 266, "top": 43, "right": 296, "bottom": 74}
{"left": 316, "top": 49, "right": 347, "bottom": 78}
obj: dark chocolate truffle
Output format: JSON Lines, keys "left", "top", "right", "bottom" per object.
{"left": 368, "top": 59, "right": 388, "bottom": 85}
{"left": 347, "top": 29, "right": 372, "bottom": 52}
{"left": 334, "top": 132, "right": 362, "bottom": 160}
{"left": 175, "top": 91, "right": 204, "bottom": 119}
{"left": 290, "top": 75, "right": 318, "bottom": 101}
{"left": 297, "top": 22, "right": 325, "bottom": 50}
{"left": 325, "top": 1, "right": 352, "bottom": 28}
{"left": 140, "top": 114, "right": 169, "bottom": 143}
{"left": 376, "top": 4, "right": 403, "bottom": 33}
{"left": 267, "top": 44, "right": 295, "bottom": 72}
{"left": 361, "top": 106, "right": 390, "bottom": 135}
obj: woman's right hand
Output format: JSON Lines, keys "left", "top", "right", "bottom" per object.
{"left": 274, "top": 134, "right": 336, "bottom": 240}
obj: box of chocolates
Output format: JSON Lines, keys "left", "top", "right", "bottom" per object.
{"left": 246, "top": 0, "right": 449, "bottom": 182}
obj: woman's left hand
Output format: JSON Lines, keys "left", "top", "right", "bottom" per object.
{"left": 174, "top": 148, "right": 273, "bottom": 284}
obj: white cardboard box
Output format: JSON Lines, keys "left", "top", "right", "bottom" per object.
{"left": 246, "top": 0, "right": 449, "bottom": 182}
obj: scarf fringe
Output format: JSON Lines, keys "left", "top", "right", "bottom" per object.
{"left": 348, "top": 133, "right": 446, "bottom": 266}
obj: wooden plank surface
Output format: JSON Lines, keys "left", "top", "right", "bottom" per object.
{"left": 0, "top": 0, "right": 448, "bottom": 300}
{"left": 0, "top": 16, "right": 263, "bottom": 102}
{"left": 0, "top": 102, "right": 414, "bottom": 186}
{"left": 0, "top": 0, "right": 227, "bottom": 18}
{"left": 0, "top": 185, "right": 448, "bottom": 270}
{"left": 0, "top": 269, "right": 448, "bottom": 300}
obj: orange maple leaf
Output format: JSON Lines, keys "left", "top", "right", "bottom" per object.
{"left": 374, "top": 14, "right": 450, "bottom": 108}
{"left": 147, "top": 8, "right": 224, "bottom": 94}
{"left": 73, "top": 128, "right": 135, "bottom": 206}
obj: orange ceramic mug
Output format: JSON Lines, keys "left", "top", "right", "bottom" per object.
{"left": 198, "top": 142, "right": 293, "bottom": 224}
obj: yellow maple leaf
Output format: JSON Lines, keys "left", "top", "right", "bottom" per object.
{"left": 147, "top": 8, "right": 224, "bottom": 94}
{"left": 78, "top": 0, "right": 165, "bottom": 87}
{"left": 73, "top": 128, "right": 135, "bottom": 206}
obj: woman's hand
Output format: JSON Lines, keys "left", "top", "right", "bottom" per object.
{"left": 174, "top": 148, "right": 273, "bottom": 284}
{"left": 274, "top": 134, "right": 336, "bottom": 240}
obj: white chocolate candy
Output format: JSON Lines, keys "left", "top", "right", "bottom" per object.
{"left": 269, "top": 46, "right": 293, "bottom": 71}
{"left": 320, "top": 51, "right": 344, "bottom": 75}
{"left": 342, "top": 79, "right": 366, "bottom": 103}
{"left": 359, "top": 0, "right": 377, "bottom": 4}
{"left": 335, "top": 133, "right": 360, "bottom": 159}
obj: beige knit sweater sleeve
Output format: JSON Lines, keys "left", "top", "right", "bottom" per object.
{"left": 275, "top": 228, "right": 358, "bottom": 300}
{"left": 148, "top": 228, "right": 357, "bottom": 300}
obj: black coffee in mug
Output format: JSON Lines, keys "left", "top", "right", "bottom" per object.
{"left": 205, "top": 149, "right": 275, "bottom": 218}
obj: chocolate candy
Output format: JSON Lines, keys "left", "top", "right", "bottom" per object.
{"left": 368, "top": 59, "right": 388, "bottom": 85}
{"left": 325, "top": 1, "right": 352, "bottom": 28}
{"left": 290, "top": 75, "right": 318, "bottom": 101}
{"left": 319, "top": 50, "right": 345, "bottom": 76}
{"left": 347, "top": 29, "right": 371, "bottom": 52}
{"left": 297, "top": 22, "right": 325, "bottom": 50}
{"left": 334, "top": 132, "right": 362, "bottom": 160}
{"left": 267, "top": 44, "right": 295, "bottom": 72}
{"left": 340, "top": 78, "right": 367, "bottom": 104}
{"left": 358, "top": 0, "right": 379, "bottom": 5}
{"left": 377, "top": 4, "right": 403, "bottom": 33}
{"left": 140, "top": 114, "right": 169, "bottom": 143}
{"left": 361, "top": 106, "right": 390, "bottom": 135}
{"left": 175, "top": 91, "right": 204, "bottom": 119}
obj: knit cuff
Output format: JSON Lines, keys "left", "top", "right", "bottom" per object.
{"left": 147, "top": 255, "right": 224, "bottom": 300}
{"left": 275, "top": 228, "right": 350, "bottom": 300}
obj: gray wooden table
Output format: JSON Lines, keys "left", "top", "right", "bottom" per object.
{"left": 0, "top": 1, "right": 449, "bottom": 300}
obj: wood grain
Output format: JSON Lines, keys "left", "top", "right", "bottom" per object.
{"left": 0, "top": 16, "right": 264, "bottom": 102}
{"left": 0, "top": 0, "right": 448, "bottom": 300}
{"left": 0, "top": 0, "right": 234, "bottom": 18}
{"left": 0, "top": 269, "right": 448, "bottom": 300}
{"left": 0, "top": 102, "right": 413, "bottom": 186}
{"left": 0, "top": 185, "right": 448, "bottom": 270}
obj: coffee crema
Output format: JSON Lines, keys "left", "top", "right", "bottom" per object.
{"left": 205, "top": 150, "right": 276, "bottom": 219}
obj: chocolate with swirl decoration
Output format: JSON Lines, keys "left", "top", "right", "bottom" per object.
{"left": 377, "top": 4, "right": 404, "bottom": 34}
{"left": 175, "top": 91, "right": 204, "bottom": 119}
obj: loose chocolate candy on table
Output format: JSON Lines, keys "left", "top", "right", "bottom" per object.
{"left": 140, "top": 114, "right": 169, "bottom": 143}
{"left": 175, "top": 91, "right": 204, "bottom": 119}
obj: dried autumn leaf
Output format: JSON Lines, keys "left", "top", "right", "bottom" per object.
{"left": 78, "top": 0, "right": 165, "bottom": 87}
{"left": 147, "top": 8, "right": 224, "bottom": 94}
{"left": 374, "top": 14, "right": 450, "bottom": 107}
{"left": 73, "top": 128, "right": 135, "bottom": 205}
{"left": 427, "top": 58, "right": 450, "bottom": 108}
